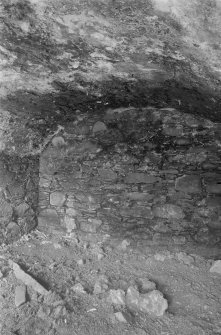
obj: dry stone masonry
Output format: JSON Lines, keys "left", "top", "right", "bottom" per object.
{"left": 37, "top": 106, "right": 221, "bottom": 247}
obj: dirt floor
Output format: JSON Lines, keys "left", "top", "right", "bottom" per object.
{"left": 0, "top": 228, "right": 221, "bottom": 335}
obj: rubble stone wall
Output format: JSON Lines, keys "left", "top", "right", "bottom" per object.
{"left": 0, "top": 153, "right": 39, "bottom": 244}
{"left": 38, "top": 107, "right": 221, "bottom": 246}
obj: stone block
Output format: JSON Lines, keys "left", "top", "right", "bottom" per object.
{"left": 152, "top": 204, "right": 185, "bottom": 220}
{"left": 175, "top": 175, "right": 202, "bottom": 194}
{"left": 50, "top": 192, "right": 66, "bottom": 207}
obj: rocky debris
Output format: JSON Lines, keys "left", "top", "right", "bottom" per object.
{"left": 209, "top": 260, "right": 221, "bottom": 275}
{"left": 15, "top": 285, "right": 27, "bottom": 307}
{"left": 12, "top": 261, "right": 49, "bottom": 296}
{"left": 126, "top": 286, "right": 168, "bottom": 317}
{"left": 107, "top": 289, "right": 126, "bottom": 306}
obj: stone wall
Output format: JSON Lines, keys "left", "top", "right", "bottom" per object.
{"left": 0, "top": 153, "right": 39, "bottom": 244}
{"left": 38, "top": 107, "right": 221, "bottom": 246}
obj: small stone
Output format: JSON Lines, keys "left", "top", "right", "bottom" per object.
{"left": 209, "top": 260, "right": 221, "bottom": 274}
{"left": 52, "top": 136, "right": 66, "bottom": 147}
{"left": 107, "top": 289, "right": 126, "bottom": 306}
{"left": 137, "top": 278, "right": 156, "bottom": 293}
{"left": 77, "top": 259, "right": 85, "bottom": 266}
{"left": 154, "top": 253, "right": 167, "bottom": 261}
{"left": 152, "top": 204, "right": 185, "bottom": 220}
{"left": 125, "top": 173, "right": 159, "bottom": 184}
{"left": 206, "top": 183, "right": 221, "bottom": 194}
{"left": 93, "top": 121, "right": 107, "bottom": 134}
{"left": 50, "top": 192, "right": 66, "bottom": 207}
{"left": 125, "top": 192, "right": 154, "bottom": 201}
{"left": 138, "top": 290, "right": 168, "bottom": 316}
{"left": 175, "top": 138, "right": 191, "bottom": 145}
{"left": 172, "top": 236, "right": 186, "bottom": 245}
{"left": 15, "top": 285, "right": 27, "bottom": 307}
{"left": 176, "top": 252, "right": 194, "bottom": 265}
{"left": 71, "top": 283, "right": 87, "bottom": 294}
{"left": 175, "top": 175, "right": 202, "bottom": 194}
{"left": 163, "top": 125, "right": 183, "bottom": 137}
{"left": 0, "top": 270, "right": 3, "bottom": 279}
{"left": 114, "top": 312, "right": 127, "bottom": 323}
{"left": 93, "top": 275, "right": 109, "bottom": 295}
{"left": 12, "top": 262, "right": 48, "bottom": 296}
{"left": 64, "top": 215, "right": 76, "bottom": 232}
{"left": 118, "top": 239, "right": 130, "bottom": 250}
{"left": 66, "top": 208, "right": 78, "bottom": 216}
{"left": 98, "top": 168, "right": 117, "bottom": 181}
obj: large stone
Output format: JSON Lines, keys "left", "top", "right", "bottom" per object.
{"left": 125, "top": 173, "right": 159, "bottom": 184}
{"left": 175, "top": 175, "right": 202, "bottom": 194}
{"left": 50, "top": 192, "right": 66, "bottom": 207}
{"left": 152, "top": 204, "right": 185, "bottom": 220}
